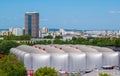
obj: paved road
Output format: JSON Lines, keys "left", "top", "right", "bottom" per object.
{"left": 83, "top": 70, "right": 120, "bottom": 76}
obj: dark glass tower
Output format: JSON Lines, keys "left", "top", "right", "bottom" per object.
{"left": 25, "top": 12, "right": 39, "bottom": 37}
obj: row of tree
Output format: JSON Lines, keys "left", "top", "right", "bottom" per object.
{"left": 34, "top": 37, "right": 120, "bottom": 47}
{"left": 3, "top": 34, "right": 120, "bottom": 47}
{"left": 43, "top": 35, "right": 62, "bottom": 39}
{"left": 1, "top": 37, "right": 120, "bottom": 54}
{"left": 4, "top": 34, "right": 31, "bottom": 40}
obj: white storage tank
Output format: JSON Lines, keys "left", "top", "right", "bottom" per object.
{"left": 54, "top": 45, "right": 86, "bottom": 72}
{"left": 10, "top": 48, "right": 16, "bottom": 53}
{"left": 34, "top": 45, "right": 65, "bottom": 53}
{"left": 86, "top": 52, "right": 102, "bottom": 70}
{"left": 10, "top": 48, "right": 27, "bottom": 61}
{"left": 119, "top": 52, "right": 120, "bottom": 66}
{"left": 102, "top": 52, "right": 119, "bottom": 67}
{"left": 72, "top": 45, "right": 103, "bottom": 70}
{"left": 17, "top": 45, "right": 46, "bottom": 53}
{"left": 34, "top": 45, "right": 69, "bottom": 72}
{"left": 16, "top": 45, "right": 50, "bottom": 71}
{"left": 69, "top": 53, "right": 86, "bottom": 72}
{"left": 24, "top": 53, "right": 32, "bottom": 70}
{"left": 24, "top": 52, "right": 50, "bottom": 71}
{"left": 54, "top": 45, "right": 82, "bottom": 53}
{"left": 32, "top": 53, "right": 51, "bottom": 71}
{"left": 92, "top": 46, "right": 119, "bottom": 67}
{"left": 51, "top": 53, "right": 69, "bottom": 72}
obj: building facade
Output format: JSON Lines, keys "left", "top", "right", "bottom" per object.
{"left": 9, "top": 27, "right": 24, "bottom": 36}
{"left": 25, "top": 12, "right": 39, "bottom": 37}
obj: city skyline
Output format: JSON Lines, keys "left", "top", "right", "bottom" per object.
{"left": 0, "top": 0, "right": 120, "bottom": 30}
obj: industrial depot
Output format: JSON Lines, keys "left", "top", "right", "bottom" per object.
{"left": 10, "top": 45, "right": 120, "bottom": 76}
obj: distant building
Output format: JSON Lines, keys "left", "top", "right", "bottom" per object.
{"left": 42, "top": 27, "right": 49, "bottom": 34}
{"left": 9, "top": 27, "right": 24, "bottom": 36}
{"left": 25, "top": 12, "right": 39, "bottom": 37}
{"left": 62, "top": 34, "right": 77, "bottom": 40}
{"left": 0, "top": 31, "right": 12, "bottom": 36}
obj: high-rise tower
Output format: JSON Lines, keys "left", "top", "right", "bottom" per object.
{"left": 25, "top": 12, "right": 39, "bottom": 37}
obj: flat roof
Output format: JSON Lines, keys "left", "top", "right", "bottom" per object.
{"left": 25, "top": 12, "right": 39, "bottom": 14}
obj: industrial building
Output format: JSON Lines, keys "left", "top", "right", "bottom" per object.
{"left": 10, "top": 45, "right": 120, "bottom": 75}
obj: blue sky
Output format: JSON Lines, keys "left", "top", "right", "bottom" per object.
{"left": 0, "top": 0, "right": 120, "bottom": 30}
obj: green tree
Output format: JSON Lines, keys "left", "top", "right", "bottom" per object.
{"left": 113, "top": 38, "right": 120, "bottom": 47}
{"left": 22, "top": 35, "right": 31, "bottom": 40}
{"left": 99, "top": 73, "right": 110, "bottom": 76}
{"left": 72, "top": 37, "right": 77, "bottom": 41}
{"left": 4, "top": 34, "right": 31, "bottom": 40}
{"left": 55, "top": 36, "right": 62, "bottom": 39}
{"left": 0, "top": 53, "right": 27, "bottom": 76}
{"left": 34, "top": 67, "right": 58, "bottom": 76}
{"left": 0, "top": 69, "right": 7, "bottom": 76}
{"left": 53, "top": 39, "right": 65, "bottom": 44}
{"left": 43, "top": 35, "right": 53, "bottom": 39}
{"left": 0, "top": 40, "right": 19, "bottom": 55}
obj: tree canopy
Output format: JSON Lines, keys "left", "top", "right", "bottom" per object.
{"left": 43, "top": 35, "right": 53, "bottom": 39}
{"left": 4, "top": 34, "right": 31, "bottom": 40}
{"left": 0, "top": 53, "right": 27, "bottom": 76}
{"left": 34, "top": 67, "right": 58, "bottom": 76}
{"left": 0, "top": 40, "right": 19, "bottom": 55}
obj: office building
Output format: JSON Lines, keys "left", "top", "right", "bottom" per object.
{"left": 25, "top": 12, "right": 39, "bottom": 37}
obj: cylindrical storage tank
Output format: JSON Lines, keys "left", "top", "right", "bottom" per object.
{"left": 10, "top": 48, "right": 22, "bottom": 60}
{"left": 10, "top": 48, "right": 16, "bottom": 53}
{"left": 53, "top": 45, "right": 85, "bottom": 72}
{"left": 17, "top": 45, "right": 46, "bottom": 53}
{"left": 92, "top": 46, "right": 119, "bottom": 67}
{"left": 51, "top": 53, "right": 68, "bottom": 72}
{"left": 86, "top": 53, "right": 102, "bottom": 71}
{"left": 73, "top": 45, "right": 99, "bottom": 52}
{"left": 54, "top": 45, "right": 82, "bottom": 53}
{"left": 40, "top": 47, "right": 65, "bottom": 53}
{"left": 32, "top": 53, "right": 51, "bottom": 71}
{"left": 14, "top": 50, "right": 23, "bottom": 60}
{"left": 71, "top": 45, "right": 102, "bottom": 71}
{"left": 91, "top": 46, "right": 114, "bottom": 52}
{"left": 102, "top": 52, "right": 119, "bottom": 67}
{"left": 35, "top": 45, "right": 69, "bottom": 72}
{"left": 119, "top": 52, "right": 120, "bottom": 66}
{"left": 19, "top": 51, "right": 27, "bottom": 62}
{"left": 24, "top": 53, "right": 32, "bottom": 70}
{"left": 69, "top": 53, "right": 86, "bottom": 72}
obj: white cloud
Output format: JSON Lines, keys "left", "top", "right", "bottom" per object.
{"left": 110, "top": 11, "right": 120, "bottom": 14}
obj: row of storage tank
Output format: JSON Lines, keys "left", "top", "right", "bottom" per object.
{"left": 10, "top": 45, "right": 120, "bottom": 72}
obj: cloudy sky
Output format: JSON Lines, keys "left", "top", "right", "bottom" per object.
{"left": 0, "top": 0, "right": 120, "bottom": 30}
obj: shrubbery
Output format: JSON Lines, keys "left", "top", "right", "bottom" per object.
{"left": 34, "top": 67, "right": 58, "bottom": 76}
{"left": 99, "top": 73, "right": 110, "bottom": 76}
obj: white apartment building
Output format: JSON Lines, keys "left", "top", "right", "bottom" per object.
{"left": 9, "top": 27, "right": 24, "bottom": 36}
